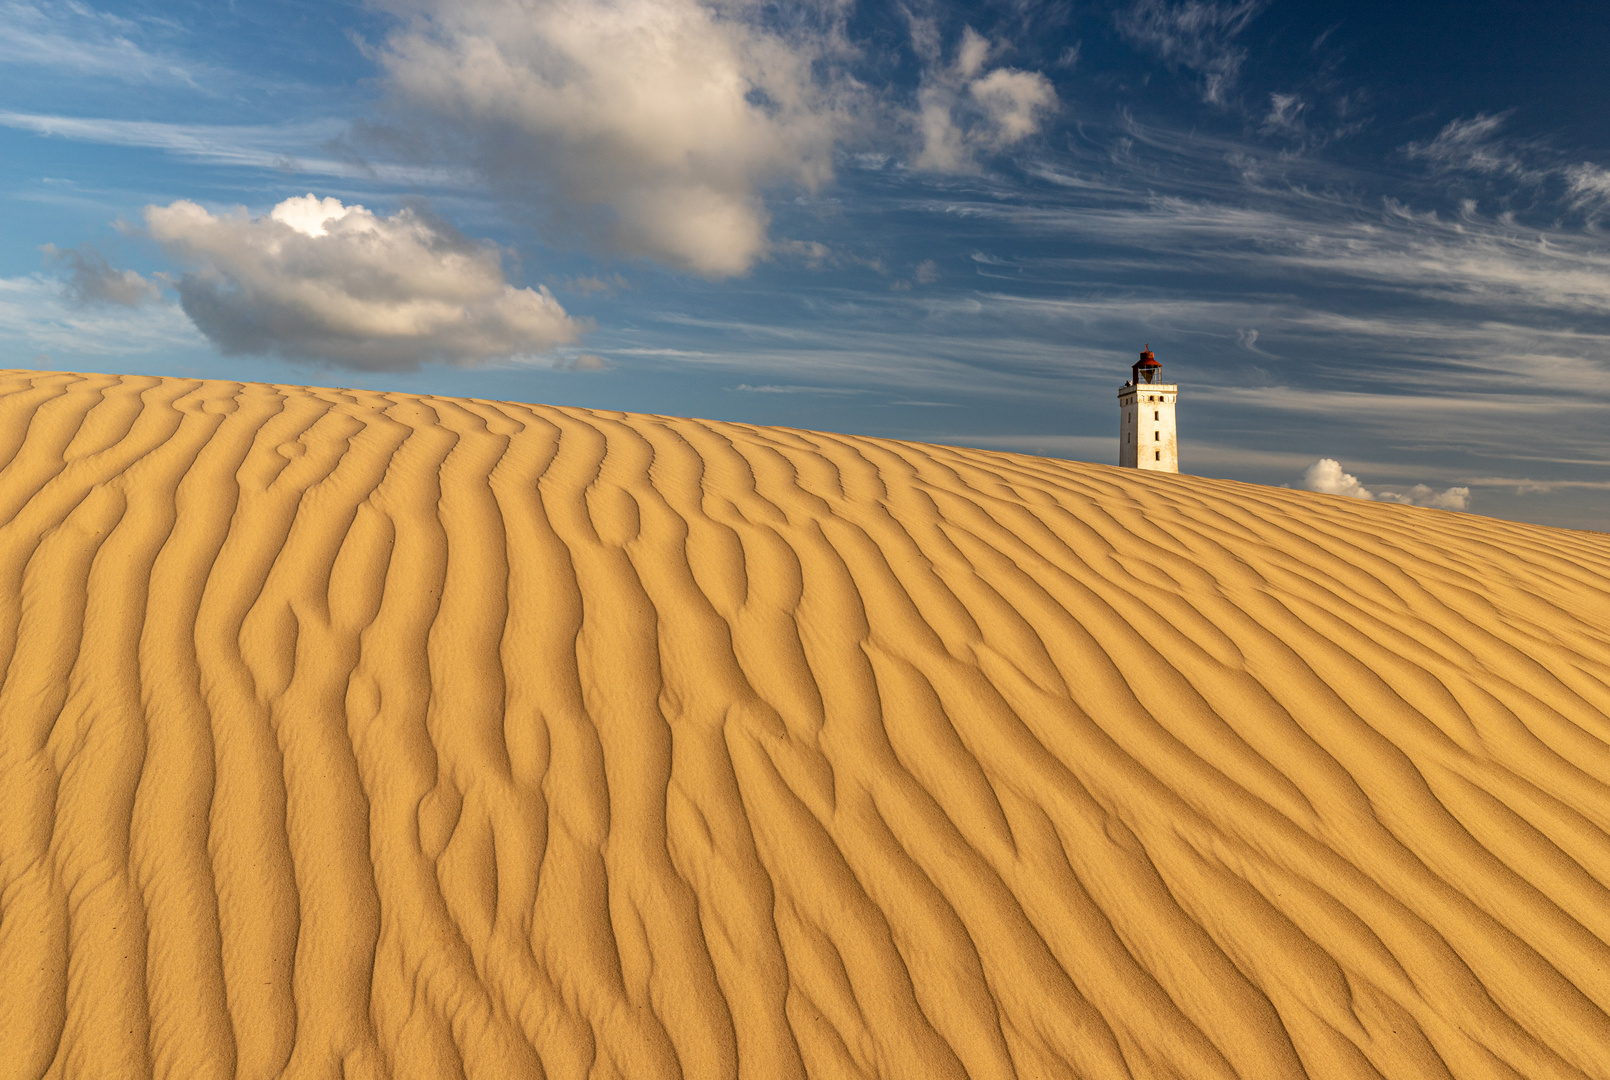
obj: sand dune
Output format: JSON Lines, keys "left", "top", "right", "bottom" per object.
{"left": 1, "top": 370, "right": 1609, "bottom": 1079}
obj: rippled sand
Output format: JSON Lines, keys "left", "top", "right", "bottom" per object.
{"left": 2, "top": 370, "right": 1609, "bottom": 1079}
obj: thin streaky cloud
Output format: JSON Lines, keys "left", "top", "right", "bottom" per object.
{"left": 1402, "top": 112, "right": 1530, "bottom": 176}
{"left": 0, "top": 1, "right": 207, "bottom": 85}
{"left": 1115, "top": 0, "right": 1266, "bottom": 103}
{"left": 0, "top": 113, "right": 473, "bottom": 187}
{"left": 978, "top": 291, "right": 1610, "bottom": 391}
{"left": 1466, "top": 477, "right": 1610, "bottom": 492}
{"left": 732, "top": 384, "right": 869, "bottom": 395}
{"left": 1400, "top": 112, "right": 1610, "bottom": 218}
{"left": 921, "top": 183, "right": 1610, "bottom": 319}
{"left": 0, "top": 274, "right": 201, "bottom": 354}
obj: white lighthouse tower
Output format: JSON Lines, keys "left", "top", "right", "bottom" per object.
{"left": 1118, "top": 344, "right": 1178, "bottom": 472}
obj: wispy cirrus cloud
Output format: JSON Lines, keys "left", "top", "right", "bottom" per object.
{"left": 0, "top": 274, "right": 200, "bottom": 355}
{"left": 0, "top": 112, "right": 471, "bottom": 186}
{"left": 1401, "top": 112, "right": 1610, "bottom": 218}
{"left": 0, "top": 1, "right": 207, "bottom": 85}
{"left": 1260, "top": 92, "right": 1306, "bottom": 135}
{"left": 1564, "top": 163, "right": 1610, "bottom": 210}
{"left": 733, "top": 383, "right": 868, "bottom": 394}
{"left": 1402, "top": 112, "right": 1537, "bottom": 179}
{"left": 1115, "top": 0, "right": 1265, "bottom": 104}
{"left": 931, "top": 181, "right": 1610, "bottom": 326}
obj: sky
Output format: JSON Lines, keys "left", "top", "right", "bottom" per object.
{"left": 2, "top": 0, "right": 1608, "bottom": 531}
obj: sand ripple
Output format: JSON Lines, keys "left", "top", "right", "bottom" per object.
{"left": 2, "top": 371, "right": 1609, "bottom": 1079}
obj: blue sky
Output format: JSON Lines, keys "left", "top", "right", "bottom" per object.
{"left": 3, "top": 0, "right": 1608, "bottom": 530}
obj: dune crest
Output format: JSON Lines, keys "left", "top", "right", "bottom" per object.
{"left": 1, "top": 370, "right": 1609, "bottom": 1079}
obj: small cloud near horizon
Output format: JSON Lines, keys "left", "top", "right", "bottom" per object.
{"left": 1303, "top": 458, "right": 1471, "bottom": 511}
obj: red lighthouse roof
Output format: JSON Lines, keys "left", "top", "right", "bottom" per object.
{"left": 1130, "top": 343, "right": 1163, "bottom": 385}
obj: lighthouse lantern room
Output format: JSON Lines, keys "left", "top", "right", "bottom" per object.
{"left": 1118, "top": 344, "right": 1179, "bottom": 472}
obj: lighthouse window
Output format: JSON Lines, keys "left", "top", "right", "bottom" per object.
{"left": 1154, "top": 431, "right": 1160, "bottom": 441}
{"left": 1153, "top": 410, "right": 1159, "bottom": 420}
{"left": 1155, "top": 451, "right": 1161, "bottom": 461}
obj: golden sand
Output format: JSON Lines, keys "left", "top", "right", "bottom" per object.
{"left": 1, "top": 370, "right": 1608, "bottom": 1079}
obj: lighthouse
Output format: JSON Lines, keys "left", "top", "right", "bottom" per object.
{"left": 1118, "top": 344, "right": 1178, "bottom": 472}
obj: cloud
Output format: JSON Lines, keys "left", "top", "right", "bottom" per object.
{"left": 1404, "top": 484, "right": 1471, "bottom": 511}
{"left": 733, "top": 383, "right": 866, "bottom": 394}
{"left": 0, "top": 1, "right": 203, "bottom": 84}
{"left": 1303, "top": 459, "right": 1470, "bottom": 510}
{"left": 560, "top": 274, "right": 629, "bottom": 296}
{"left": 142, "top": 194, "right": 582, "bottom": 370}
{"left": 950, "top": 182, "right": 1610, "bottom": 326}
{"left": 1303, "top": 458, "right": 1374, "bottom": 499}
{"left": 0, "top": 112, "right": 469, "bottom": 186}
{"left": 1402, "top": 113, "right": 1531, "bottom": 178}
{"left": 368, "top": 1, "right": 1059, "bottom": 271}
{"left": 772, "top": 239, "right": 835, "bottom": 269}
{"left": 1400, "top": 113, "right": 1610, "bottom": 222}
{"left": 0, "top": 274, "right": 202, "bottom": 356}
{"left": 1261, "top": 92, "right": 1306, "bottom": 135}
{"left": 1116, "top": 0, "right": 1264, "bottom": 103}
{"left": 913, "top": 27, "right": 1058, "bottom": 173}
{"left": 1565, "top": 163, "right": 1610, "bottom": 209}
{"left": 1475, "top": 477, "right": 1610, "bottom": 495}
{"left": 913, "top": 259, "right": 940, "bottom": 284}
{"left": 41, "top": 243, "right": 161, "bottom": 306}
{"left": 372, "top": 0, "right": 853, "bottom": 279}
{"left": 556, "top": 352, "right": 609, "bottom": 371}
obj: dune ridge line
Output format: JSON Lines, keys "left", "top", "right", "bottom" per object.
{"left": 1, "top": 370, "right": 1609, "bottom": 1079}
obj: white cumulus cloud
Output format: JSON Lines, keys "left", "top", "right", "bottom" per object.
{"left": 143, "top": 194, "right": 581, "bottom": 370}
{"left": 1302, "top": 459, "right": 1470, "bottom": 511}
{"left": 1303, "top": 458, "right": 1374, "bottom": 500}
{"left": 913, "top": 27, "right": 1057, "bottom": 173}
{"left": 371, "top": 2, "right": 1058, "bottom": 275}
{"left": 1420, "top": 485, "right": 1473, "bottom": 511}
{"left": 373, "top": 0, "right": 850, "bottom": 278}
